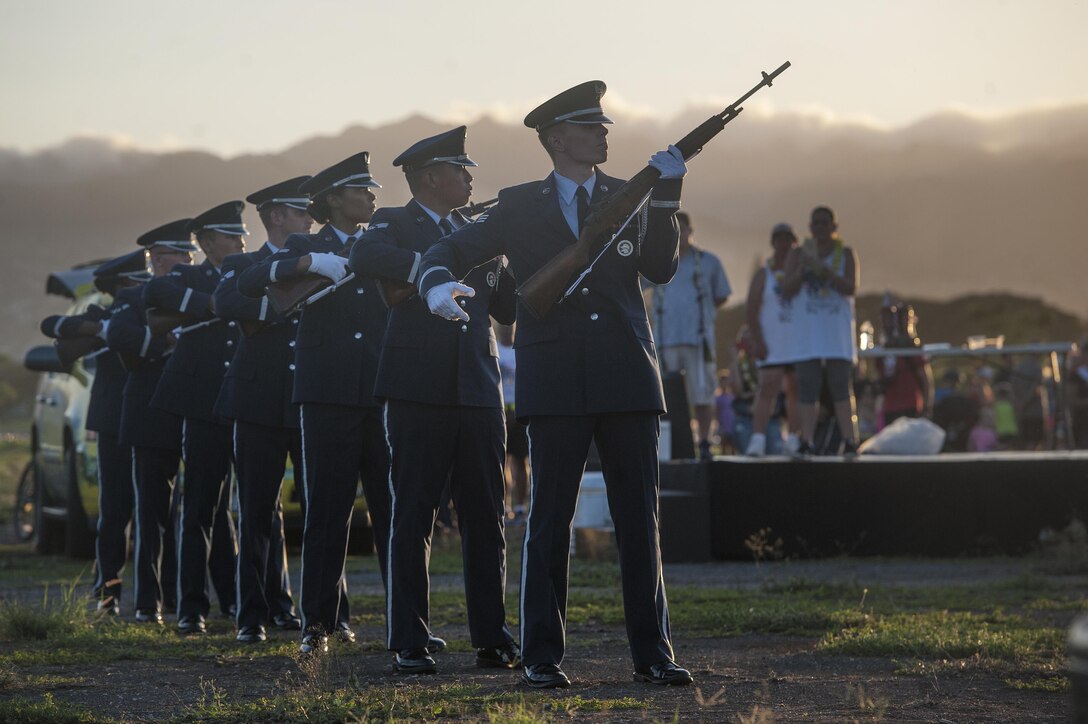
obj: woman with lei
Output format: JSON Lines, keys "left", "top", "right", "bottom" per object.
{"left": 781, "top": 206, "right": 861, "bottom": 456}
{"left": 743, "top": 222, "right": 802, "bottom": 456}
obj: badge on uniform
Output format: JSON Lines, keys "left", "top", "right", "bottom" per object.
{"left": 486, "top": 271, "right": 497, "bottom": 288}
{"left": 616, "top": 239, "right": 634, "bottom": 257}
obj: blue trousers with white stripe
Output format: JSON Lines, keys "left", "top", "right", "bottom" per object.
{"left": 132, "top": 445, "right": 181, "bottom": 614}
{"left": 522, "top": 413, "right": 674, "bottom": 670}
{"left": 298, "top": 402, "right": 390, "bottom": 635}
{"left": 384, "top": 400, "right": 514, "bottom": 651}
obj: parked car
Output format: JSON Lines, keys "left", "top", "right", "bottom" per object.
{"left": 23, "top": 262, "right": 373, "bottom": 558}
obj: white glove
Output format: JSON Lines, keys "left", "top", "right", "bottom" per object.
{"left": 648, "top": 144, "right": 687, "bottom": 179}
{"left": 308, "top": 253, "right": 349, "bottom": 283}
{"left": 425, "top": 281, "right": 475, "bottom": 322}
{"left": 95, "top": 319, "right": 110, "bottom": 341}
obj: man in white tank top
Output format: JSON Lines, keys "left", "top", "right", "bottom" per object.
{"left": 780, "top": 206, "right": 860, "bottom": 456}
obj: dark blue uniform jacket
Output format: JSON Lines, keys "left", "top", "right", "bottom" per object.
{"left": 349, "top": 200, "right": 515, "bottom": 408}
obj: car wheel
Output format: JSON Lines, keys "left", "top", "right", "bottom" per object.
{"left": 14, "top": 461, "right": 37, "bottom": 542}
{"left": 33, "top": 456, "right": 65, "bottom": 555}
{"left": 63, "top": 441, "right": 96, "bottom": 560}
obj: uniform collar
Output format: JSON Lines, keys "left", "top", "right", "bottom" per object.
{"left": 552, "top": 170, "right": 596, "bottom": 207}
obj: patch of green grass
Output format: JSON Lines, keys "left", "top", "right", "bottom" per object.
{"left": 0, "top": 545, "right": 92, "bottom": 585}
{"left": 175, "top": 681, "right": 649, "bottom": 723}
{"left": 0, "top": 693, "right": 109, "bottom": 723}
{"left": 0, "top": 437, "right": 30, "bottom": 525}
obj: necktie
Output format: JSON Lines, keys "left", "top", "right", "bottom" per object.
{"left": 344, "top": 235, "right": 358, "bottom": 247}
{"left": 438, "top": 218, "right": 454, "bottom": 236}
{"left": 575, "top": 186, "right": 590, "bottom": 235}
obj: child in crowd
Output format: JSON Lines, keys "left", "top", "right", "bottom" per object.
{"left": 968, "top": 406, "right": 1000, "bottom": 452}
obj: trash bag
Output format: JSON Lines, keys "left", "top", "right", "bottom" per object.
{"left": 858, "top": 416, "right": 946, "bottom": 455}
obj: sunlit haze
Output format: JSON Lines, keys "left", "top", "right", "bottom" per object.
{"left": 3, "top": 0, "right": 1086, "bottom": 155}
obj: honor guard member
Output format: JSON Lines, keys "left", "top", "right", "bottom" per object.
{"left": 213, "top": 177, "right": 313, "bottom": 642}
{"left": 39, "top": 249, "right": 151, "bottom": 615}
{"left": 237, "top": 153, "right": 393, "bottom": 655}
{"left": 350, "top": 127, "right": 519, "bottom": 675}
{"left": 418, "top": 82, "right": 694, "bottom": 688}
{"left": 144, "top": 201, "right": 247, "bottom": 634}
{"left": 106, "top": 220, "right": 195, "bottom": 624}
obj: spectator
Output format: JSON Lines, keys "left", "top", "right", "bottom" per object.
{"left": 714, "top": 370, "right": 736, "bottom": 454}
{"left": 875, "top": 299, "right": 933, "bottom": 425}
{"left": 728, "top": 327, "right": 759, "bottom": 455}
{"left": 1011, "top": 355, "right": 1047, "bottom": 450}
{"left": 650, "top": 212, "right": 731, "bottom": 460}
{"left": 744, "top": 222, "right": 801, "bottom": 456}
{"left": 934, "top": 369, "right": 961, "bottom": 405}
{"left": 992, "top": 382, "right": 1019, "bottom": 447}
{"left": 1068, "top": 341, "right": 1088, "bottom": 448}
{"left": 781, "top": 205, "right": 860, "bottom": 456}
{"left": 968, "top": 406, "right": 1000, "bottom": 452}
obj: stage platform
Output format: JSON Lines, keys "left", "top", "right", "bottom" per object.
{"left": 658, "top": 452, "right": 1088, "bottom": 561}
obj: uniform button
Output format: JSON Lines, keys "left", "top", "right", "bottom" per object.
{"left": 223, "top": 361, "right": 230, "bottom": 368}
{"left": 292, "top": 319, "right": 299, "bottom": 325}
{"left": 226, "top": 340, "right": 233, "bottom": 347}
{"left": 581, "top": 287, "right": 589, "bottom": 296}
{"left": 228, "top": 321, "right": 236, "bottom": 328}
{"left": 590, "top": 313, "right": 599, "bottom": 321}
{"left": 458, "top": 298, "right": 466, "bottom": 306}
{"left": 461, "top": 324, "right": 468, "bottom": 332}
{"left": 354, "top": 332, "right": 362, "bottom": 339}
{"left": 288, "top": 340, "right": 296, "bottom": 348}
{"left": 356, "top": 288, "right": 364, "bottom": 295}
{"left": 288, "top": 364, "right": 295, "bottom": 371}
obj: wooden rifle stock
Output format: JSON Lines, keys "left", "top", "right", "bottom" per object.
{"left": 54, "top": 336, "right": 104, "bottom": 368}
{"left": 146, "top": 309, "right": 193, "bottom": 336}
{"left": 377, "top": 197, "right": 499, "bottom": 309}
{"left": 517, "top": 62, "right": 791, "bottom": 320}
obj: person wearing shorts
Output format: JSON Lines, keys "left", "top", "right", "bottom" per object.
{"left": 650, "top": 212, "right": 731, "bottom": 459}
{"left": 781, "top": 206, "right": 860, "bottom": 456}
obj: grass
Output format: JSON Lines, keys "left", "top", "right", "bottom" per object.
{"left": 172, "top": 682, "right": 649, "bottom": 723}
{"left": 1, "top": 539, "right": 1081, "bottom": 718}
{"left": 0, "top": 436, "right": 31, "bottom": 526}
{"left": 0, "top": 693, "right": 108, "bottom": 723}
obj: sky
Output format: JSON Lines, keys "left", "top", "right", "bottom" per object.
{"left": 2, "top": 0, "right": 1087, "bottom": 156}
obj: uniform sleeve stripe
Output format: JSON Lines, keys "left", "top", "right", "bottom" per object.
{"left": 418, "top": 266, "right": 450, "bottom": 289}
{"left": 140, "top": 327, "right": 152, "bottom": 357}
{"left": 269, "top": 260, "right": 280, "bottom": 283}
{"left": 179, "top": 288, "right": 193, "bottom": 313}
{"left": 259, "top": 296, "right": 268, "bottom": 321}
{"left": 407, "top": 252, "right": 421, "bottom": 285}
{"left": 52, "top": 318, "right": 65, "bottom": 338}
{"left": 650, "top": 200, "right": 681, "bottom": 209}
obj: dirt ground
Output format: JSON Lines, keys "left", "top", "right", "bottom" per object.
{"left": 2, "top": 548, "right": 1078, "bottom": 722}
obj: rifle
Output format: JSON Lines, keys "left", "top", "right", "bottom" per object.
{"left": 378, "top": 197, "right": 499, "bottom": 308}
{"left": 516, "top": 61, "right": 791, "bottom": 320}
{"left": 55, "top": 336, "right": 105, "bottom": 368}
{"left": 147, "top": 308, "right": 221, "bottom": 337}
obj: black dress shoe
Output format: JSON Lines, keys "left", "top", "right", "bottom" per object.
{"left": 522, "top": 663, "right": 571, "bottom": 689}
{"left": 633, "top": 660, "right": 693, "bottom": 686}
{"left": 427, "top": 634, "right": 447, "bottom": 653}
{"left": 177, "top": 616, "right": 207, "bottom": 635}
{"left": 299, "top": 632, "right": 328, "bottom": 655}
{"left": 272, "top": 612, "right": 302, "bottom": 631}
{"left": 334, "top": 625, "right": 356, "bottom": 644}
{"left": 393, "top": 648, "right": 437, "bottom": 675}
{"left": 476, "top": 642, "right": 521, "bottom": 669}
{"left": 135, "top": 609, "right": 163, "bottom": 625}
{"left": 236, "top": 625, "right": 267, "bottom": 643}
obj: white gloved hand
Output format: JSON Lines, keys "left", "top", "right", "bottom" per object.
{"left": 648, "top": 144, "right": 687, "bottom": 179}
{"left": 425, "top": 281, "right": 476, "bottom": 322}
{"left": 308, "top": 253, "right": 349, "bottom": 282}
